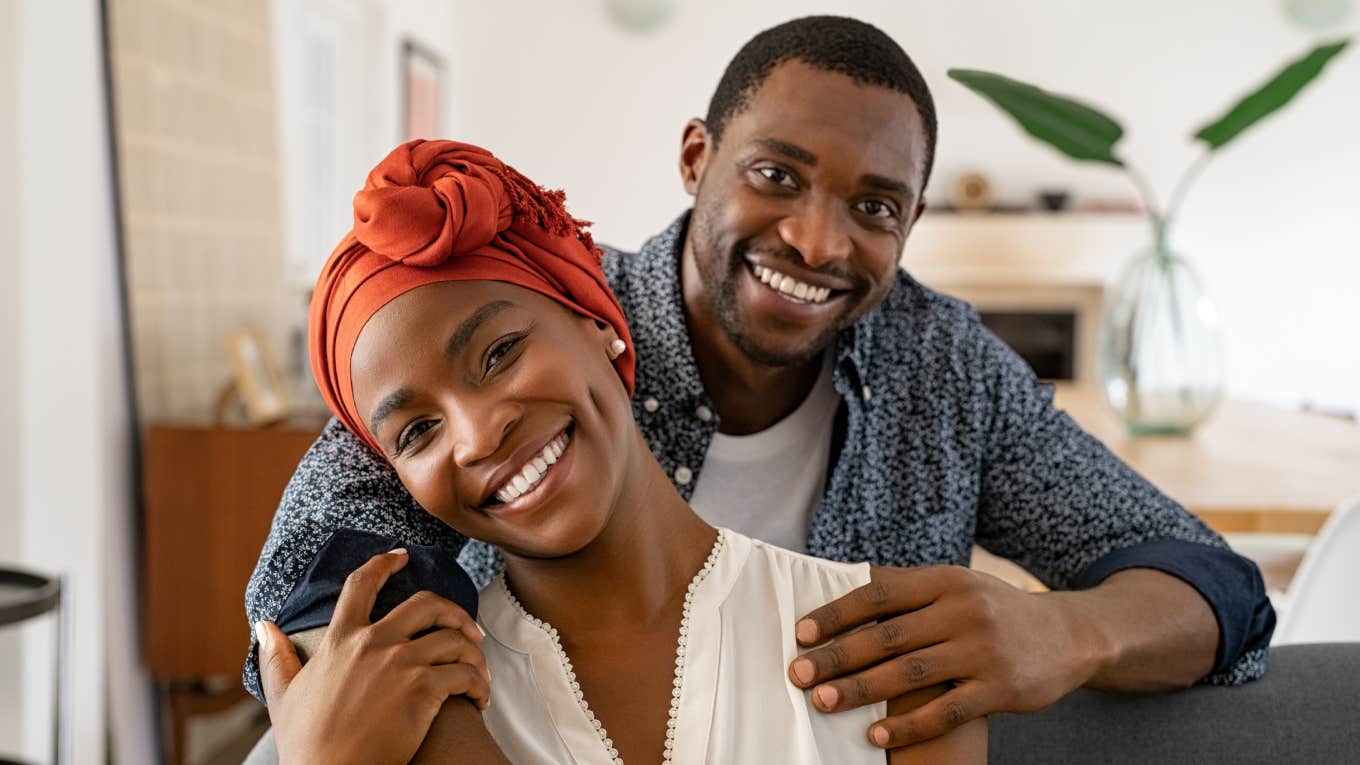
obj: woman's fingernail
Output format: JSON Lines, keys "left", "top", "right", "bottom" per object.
{"left": 254, "top": 622, "right": 270, "bottom": 651}
{"left": 390, "top": 547, "right": 408, "bottom": 556}
{"left": 815, "top": 685, "right": 839, "bottom": 709}
{"left": 871, "top": 726, "right": 890, "bottom": 746}
{"left": 791, "top": 658, "right": 815, "bottom": 685}
{"left": 796, "top": 619, "right": 819, "bottom": 643}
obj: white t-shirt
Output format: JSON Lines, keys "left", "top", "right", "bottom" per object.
{"left": 687, "top": 356, "right": 839, "bottom": 553}
{"left": 478, "top": 528, "right": 886, "bottom": 764}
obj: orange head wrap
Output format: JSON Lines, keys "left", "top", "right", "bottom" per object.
{"left": 309, "top": 139, "right": 634, "bottom": 454}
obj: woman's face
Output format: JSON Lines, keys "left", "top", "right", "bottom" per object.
{"left": 349, "top": 280, "right": 635, "bottom": 559}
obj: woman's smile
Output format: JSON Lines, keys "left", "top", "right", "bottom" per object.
{"left": 485, "top": 423, "right": 575, "bottom": 513}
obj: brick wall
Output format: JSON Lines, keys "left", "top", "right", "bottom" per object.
{"left": 108, "top": 0, "right": 293, "bottom": 423}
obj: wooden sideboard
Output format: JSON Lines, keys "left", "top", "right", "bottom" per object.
{"left": 141, "top": 422, "right": 322, "bottom": 762}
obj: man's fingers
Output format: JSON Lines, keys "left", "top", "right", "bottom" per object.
{"left": 867, "top": 686, "right": 983, "bottom": 749}
{"left": 805, "top": 644, "right": 962, "bottom": 712}
{"left": 376, "top": 589, "right": 482, "bottom": 644}
{"left": 331, "top": 548, "right": 410, "bottom": 632}
{"left": 789, "top": 607, "right": 954, "bottom": 688}
{"left": 256, "top": 621, "right": 301, "bottom": 707}
{"left": 796, "top": 566, "right": 955, "bottom": 645}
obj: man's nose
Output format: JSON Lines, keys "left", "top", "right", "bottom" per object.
{"left": 777, "top": 198, "right": 853, "bottom": 268}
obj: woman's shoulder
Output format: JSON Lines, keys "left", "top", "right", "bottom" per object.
{"left": 719, "top": 529, "right": 871, "bottom": 614}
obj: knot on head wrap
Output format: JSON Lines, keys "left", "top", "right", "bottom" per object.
{"left": 352, "top": 140, "right": 595, "bottom": 265}
{"left": 310, "top": 139, "right": 633, "bottom": 454}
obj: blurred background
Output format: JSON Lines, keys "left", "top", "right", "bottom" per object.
{"left": 2, "top": 0, "right": 1357, "bottom": 763}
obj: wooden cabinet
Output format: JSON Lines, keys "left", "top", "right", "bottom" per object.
{"left": 141, "top": 423, "right": 321, "bottom": 762}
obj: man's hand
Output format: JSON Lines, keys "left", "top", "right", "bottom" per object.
{"left": 257, "top": 548, "right": 491, "bottom": 765}
{"left": 788, "top": 565, "right": 1111, "bottom": 750}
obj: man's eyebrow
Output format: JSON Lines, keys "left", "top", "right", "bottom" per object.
{"left": 861, "top": 173, "right": 915, "bottom": 200}
{"left": 369, "top": 388, "right": 413, "bottom": 436}
{"left": 755, "top": 138, "right": 818, "bottom": 166}
{"left": 445, "top": 300, "right": 515, "bottom": 362}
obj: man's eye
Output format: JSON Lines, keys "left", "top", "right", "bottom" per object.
{"left": 485, "top": 335, "right": 522, "bottom": 373}
{"left": 396, "top": 419, "right": 436, "bottom": 455}
{"left": 756, "top": 166, "right": 798, "bottom": 189}
{"left": 856, "top": 199, "right": 897, "bottom": 219}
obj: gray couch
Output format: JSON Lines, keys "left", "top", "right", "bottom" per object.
{"left": 245, "top": 643, "right": 1360, "bottom": 764}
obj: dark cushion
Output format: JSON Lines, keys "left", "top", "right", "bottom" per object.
{"left": 989, "top": 642, "right": 1360, "bottom": 764}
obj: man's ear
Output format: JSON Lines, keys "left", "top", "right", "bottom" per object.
{"left": 679, "top": 118, "right": 712, "bottom": 197}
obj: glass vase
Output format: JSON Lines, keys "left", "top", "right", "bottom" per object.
{"left": 1097, "top": 247, "right": 1225, "bottom": 435}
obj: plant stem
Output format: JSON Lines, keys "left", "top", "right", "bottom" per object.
{"left": 1164, "top": 152, "right": 1213, "bottom": 235}
{"left": 1122, "top": 164, "right": 1168, "bottom": 258}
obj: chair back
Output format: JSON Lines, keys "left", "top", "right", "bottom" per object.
{"left": 1274, "top": 495, "right": 1360, "bottom": 644}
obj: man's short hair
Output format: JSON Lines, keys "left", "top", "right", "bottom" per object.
{"left": 704, "top": 15, "right": 939, "bottom": 190}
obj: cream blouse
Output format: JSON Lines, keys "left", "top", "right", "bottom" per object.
{"left": 478, "top": 527, "right": 887, "bottom": 764}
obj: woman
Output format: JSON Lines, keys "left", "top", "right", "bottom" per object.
{"left": 257, "top": 140, "right": 986, "bottom": 764}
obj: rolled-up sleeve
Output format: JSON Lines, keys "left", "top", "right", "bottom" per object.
{"left": 968, "top": 321, "right": 1274, "bottom": 684}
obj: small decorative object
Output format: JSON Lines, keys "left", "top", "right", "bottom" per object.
{"left": 950, "top": 39, "right": 1350, "bottom": 434}
{"left": 949, "top": 170, "right": 993, "bottom": 211}
{"left": 402, "top": 41, "right": 443, "bottom": 141}
{"left": 604, "top": 0, "right": 675, "bottom": 33}
{"left": 1036, "top": 189, "right": 1071, "bottom": 212}
{"left": 1284, "top": 0, "right": 1354, "bottom": 29}
{"left": 220, "top": 330, "right": 290, "bottom": 425}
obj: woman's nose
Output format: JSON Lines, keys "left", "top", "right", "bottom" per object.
{"left": 447, "top": 396, "right": 519, "bottom": 467}
{"left": 777, "top": 198, "right": 853, "bottom": 268}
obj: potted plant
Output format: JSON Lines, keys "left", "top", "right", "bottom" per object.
{"left": 949, "top": 39, "right": 1350, "bottom": 434}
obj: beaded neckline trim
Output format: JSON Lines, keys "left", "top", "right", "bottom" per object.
{"left": 501, "top": 530, "right": 726, "bottom": 765}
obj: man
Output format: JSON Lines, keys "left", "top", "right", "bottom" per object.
{"left": 246, "top": 15, "right": 1273, "bottom": 750}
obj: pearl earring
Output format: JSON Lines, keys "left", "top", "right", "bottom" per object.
{"left": 608, "top": 339, "right": 626, "bottom": 359}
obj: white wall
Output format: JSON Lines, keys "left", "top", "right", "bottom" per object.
{"left": 15, "top": 0, "right": 142, "bottom": 761}
{"left": 446, "top": 0, "right": 1360, "bottom": 414}
{"left": 272, "top": 0, "right": 460, "bottom": 289}
{"left": 0, "top": 0, "right": 25, "bottom": 754}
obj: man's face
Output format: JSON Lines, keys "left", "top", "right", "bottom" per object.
{"left": 681, "top": 59, "right": 928, "bottom": 367}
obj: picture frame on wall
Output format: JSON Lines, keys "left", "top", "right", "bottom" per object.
{"left": 223, "top": 330, "right": 290, "bottom": 425}
{"left": 402, "top": 40, "right": 443, "bottom": 141}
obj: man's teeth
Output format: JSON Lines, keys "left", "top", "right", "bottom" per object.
{"left": 494, "top": 431, "right": 568, "bottom": 504}
{"left": 752, "top": 265, "right": 832, "bottom": 303}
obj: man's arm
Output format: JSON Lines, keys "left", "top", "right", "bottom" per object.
{"left": 787, "top": 315, "right": 1273, "bottom": 749}
{"left": 243, "top": 418, "right": 465, "bottom": 703}
{"left": 966, "top": 319, "right": 1274, "bottom": 685}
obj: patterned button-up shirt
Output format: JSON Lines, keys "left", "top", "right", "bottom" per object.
{"left": 243, "top": 212, "right": 1273, "bottom": 702}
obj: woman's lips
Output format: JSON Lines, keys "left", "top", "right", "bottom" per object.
{"left": 492, "top": 428, "right": 569, "bottom": 504}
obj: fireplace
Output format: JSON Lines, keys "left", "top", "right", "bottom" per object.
{"left": 902, "top": 211, "right": 1147, "bottom": 385}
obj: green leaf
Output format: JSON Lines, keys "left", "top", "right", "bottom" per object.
{"left": 947, "top": 69, "right": 1126, "bottom": 167}
{"left": 1193, "top": 39, "right": 1351, "bottom": 150}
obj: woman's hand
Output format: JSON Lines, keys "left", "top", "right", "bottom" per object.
{"left": 257, "top": 548, "right": 491, "bottom": 765}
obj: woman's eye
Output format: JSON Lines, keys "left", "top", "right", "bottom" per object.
{"left": 485, "top": 335, "right": 522, "bottom": 373}
{"left": 396, "top": 419, "right": 436, "bottom": 455}
{"left": 856, "top": 199, "right": 897, "bottom": 219}
{"left": 756, "top": 166, "right": 798, "bottom": 189}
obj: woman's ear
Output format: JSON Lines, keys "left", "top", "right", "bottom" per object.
{"left": 588, "top": 319, "right": 626, "bottom": 360}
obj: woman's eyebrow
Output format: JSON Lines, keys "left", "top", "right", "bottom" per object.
{"left": 444, "top": 300, "right": 515, "bottom": 362}
{"left": 370, "top": 388, "right": 413, "bottom": 435}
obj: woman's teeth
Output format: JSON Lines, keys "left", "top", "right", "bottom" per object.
{"left": 752, "top": 264, "right": 832, "bottom": 304}
{"left": 493, "top": 431, "right": 568, "bottom": 504}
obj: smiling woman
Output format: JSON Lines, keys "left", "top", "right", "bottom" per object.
{"left": 250, "top": 139, "right": 986, "bottom": 764}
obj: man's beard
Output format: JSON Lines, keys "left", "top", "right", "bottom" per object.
{"left": 691, "top": 217, "right": 859, "bottom": 369}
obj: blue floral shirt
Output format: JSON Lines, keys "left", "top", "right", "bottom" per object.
{"left": 243, "top": 212, "right": 1273, "bottom": 702}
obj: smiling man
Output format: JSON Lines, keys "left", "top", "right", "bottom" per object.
{"left": 245, "top": 15, "right": 1274, "bottom": 752}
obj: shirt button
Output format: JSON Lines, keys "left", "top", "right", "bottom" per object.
{"left": 674, "top": 465, "right": 694, "bottom": 485}
{"left": 862, "top": 385, "right": 872, "bottom": 402}
{"left": 643, "top": 397, "right": 659, "bottom": 413}
{"left": 695, "top": 405, "right": 713, "bottom": 422}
